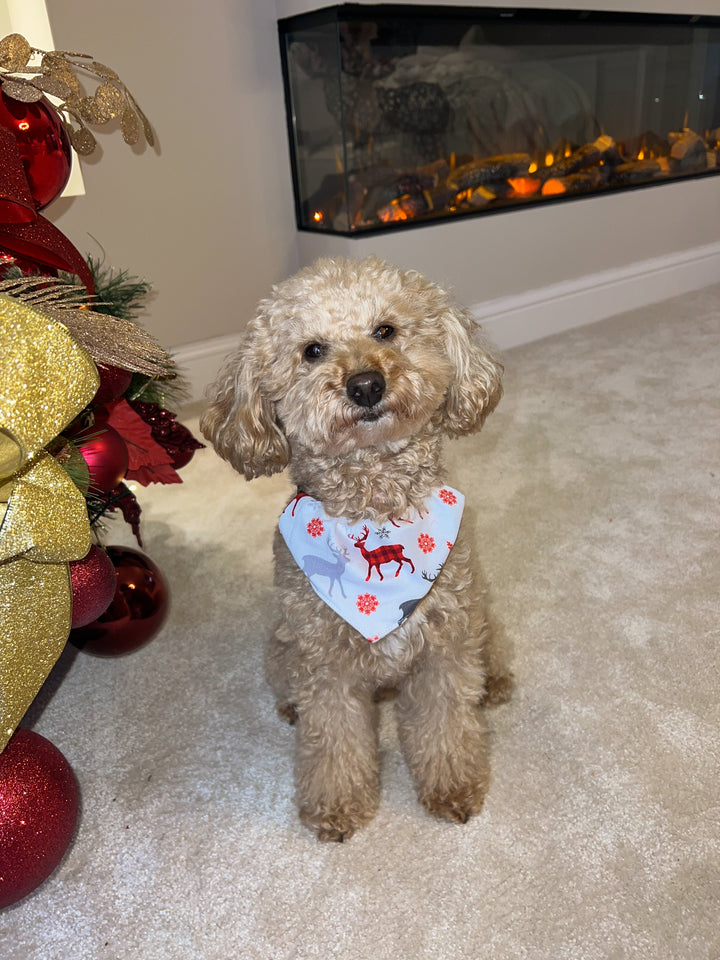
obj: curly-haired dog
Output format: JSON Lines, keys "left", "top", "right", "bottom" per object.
{"left": 201, "top": 255, "right": 512, "bottom": 841}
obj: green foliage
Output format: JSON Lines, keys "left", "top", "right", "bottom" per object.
{"left": 87, "top": 256, "right": 153, "bottom": 321}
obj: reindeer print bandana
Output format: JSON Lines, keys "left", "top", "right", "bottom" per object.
{"left": 278, "top": 486, "right": 464, "bottom": 642}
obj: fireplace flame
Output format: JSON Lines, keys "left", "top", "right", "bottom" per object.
{"left": 508, "top": 177, "right": 541, "bottom": 196}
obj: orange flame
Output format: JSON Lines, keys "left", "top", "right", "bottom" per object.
{"left": 508, "top": 177, "right": 541, "bottom": 196}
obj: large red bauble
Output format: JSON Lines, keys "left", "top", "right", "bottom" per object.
{"left": 76, "top": 423, "right": 129, "bottom": 494}
{"left": 0, "top": 84, "right": 72, "bottom": 210}
{"left": 70, "top": 546, "right": 169, "bottom": 657}
{"left": 0, "top": 729, "right": 80, "bottom": 909}
{"left": 69, "top": 544, "right": 118, "bottom": 629}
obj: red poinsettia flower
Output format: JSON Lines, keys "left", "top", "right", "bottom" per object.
{"left": 104, "top": 399, "right": 182, "bottom": 486}
{"left": 127, "top": 400, "right": 203, "bottom": 469}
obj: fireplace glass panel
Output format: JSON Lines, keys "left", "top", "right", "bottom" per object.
{"left": 278, "top": 5, "right": 720, "bottom": 234}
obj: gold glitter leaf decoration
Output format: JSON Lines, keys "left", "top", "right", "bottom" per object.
{"left": 121, "top": 105, "right": 140, "bottom": 145}
{"left": 0, "top": 79, "right": 44, "bottom": 102}
{"left": 91, "top": 61, "right": 119, "bottom": 80}
{"left": 0, "top": 34, "right": 154, "bottom": 154}
{"left": 128, "top": 92, "right": 155, "bottom": 147}
{"left": 35, "top": 75, "right": 75, "bottom": 100}
{"left": 77, "top": 96, "right": 106, "bottom": 124}
{"left": 0, "top": 33, "right": 31, "bottom": 72}
{"left": 40, "top": 52, "right": 81, "bottom": 97}
{"left": 95, "top": 80, "right": 125, "bottom": 120}
{"left": 0, "top": 277, "right": 174, "bottom": 378}
{"left": 68, "top": 125, "right": 97, "bottom": 155}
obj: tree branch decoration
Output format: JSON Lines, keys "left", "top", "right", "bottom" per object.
{"left": 0, "top": 32, "right": 153, "bottom": 155}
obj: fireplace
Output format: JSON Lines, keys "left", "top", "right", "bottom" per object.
{"left": 278, "top": 4, "right": 720, "bottom": 235}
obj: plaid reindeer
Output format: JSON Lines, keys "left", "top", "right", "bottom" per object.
{"left": 349, "top": 524, "right": 416, "bottom": 582}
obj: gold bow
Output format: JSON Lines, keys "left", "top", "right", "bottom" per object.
{"left": 0, "top": 294, "right": 99, "bottom": 750}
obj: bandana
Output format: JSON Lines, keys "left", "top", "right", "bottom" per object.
{"left": 278, "top": 486, "right": 464, "bottom": 642}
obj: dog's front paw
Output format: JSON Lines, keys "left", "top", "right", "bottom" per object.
{"left": 482, "top": 671, "right": 515, "bottom": 706}
{"left": 420, "top": 784, "right": 486, "bottom": 825}
{"left": 277, "top": 701, "right": 298, "bottom": 725}
{"left": 299, "top": 803, "right": 373, "bottom": 843}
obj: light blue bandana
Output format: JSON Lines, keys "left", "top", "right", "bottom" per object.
{"left": 278, "top": 486, "right": 464, "bottom": 641}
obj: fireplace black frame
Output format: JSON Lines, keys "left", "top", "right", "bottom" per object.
{"left": 278, "top": 4, "right": 720, "bottom": 236}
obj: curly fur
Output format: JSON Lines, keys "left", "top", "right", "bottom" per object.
{"left": 201, "top": 255, "right": 513, "bottom": 841}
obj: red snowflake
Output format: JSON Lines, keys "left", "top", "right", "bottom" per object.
{"left": 306, "top": 517, "right": 324, "bottom": 538}
{"left": 356, "top": 593, "right": 379, "bottom": 615}
{"left": 417, "top": 533, "right": 436, "bottom": 554}
{"left": 447, "top": 541, "right": 454, "bottom": 550}
{"left": 438, "top": 488, "right": 457, "bottom": 505}
{"left": 367, "top": 636, "right": 379, "bottom": 643}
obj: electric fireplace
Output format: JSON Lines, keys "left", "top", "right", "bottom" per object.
{"left": 278, "top": 5, "right": 720, "bottom": 235}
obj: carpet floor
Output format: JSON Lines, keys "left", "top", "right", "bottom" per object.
{"left": 2, "top": 283, "right": 718, "bottom": 959}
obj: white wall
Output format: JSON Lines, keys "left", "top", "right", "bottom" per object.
{"left": 35, "top": 0, "right": 720, "bottom": 387}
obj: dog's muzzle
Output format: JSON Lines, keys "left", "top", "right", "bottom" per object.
{"left": 346, "top": 370, "right": 386, "bottom": 409}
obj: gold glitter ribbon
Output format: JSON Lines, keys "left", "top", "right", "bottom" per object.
{"left": 0, "top": 294, "right": 99, "bottom": 750}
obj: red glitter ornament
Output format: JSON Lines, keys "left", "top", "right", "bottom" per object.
{"left": 0, "top": 83, "right": 72, "bottom": 210}
{"left": 76, "top": 423, "right": 129, "bottom": 494}
{"left": 69, "top": 544, "right": 117, "bottom": 629}
{"left": 0, "top": 729, "right": 79, "bottom": 909}
{"left": 70, "top": 546, "right": 168, "bottom": 657}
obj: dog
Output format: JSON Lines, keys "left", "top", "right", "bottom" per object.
{"left": 200, "top": 255, "right": 512, "bottom": 841}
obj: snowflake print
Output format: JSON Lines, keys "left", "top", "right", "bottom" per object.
{"left": 447, "top": 541, "right": 454, "bottom": 550}
{"left": 417, "top": 533, "right": 436, "bottom": 554}
{"left": 439, "top": 488, "right": 457, "bottom": 505}
{"left": 356, "top": 593, "right": 379, "bottom": 615}
{"left": 306, "top": 517, "right": 324, "bottom": 538}
{"left": 367, "top": 636, "right": 379, "bottom": 643}
{"left": 374, "top": 525, "right": 390, "bottom": 540}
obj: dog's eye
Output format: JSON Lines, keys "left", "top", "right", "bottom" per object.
{"left": 372, "top": 324, "right": 395, "bottom": 341}
{"left": 303, "top": 342, "right": 326, "bottom": 361}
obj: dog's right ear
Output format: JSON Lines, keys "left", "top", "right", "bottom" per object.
{"left": 200, "top": 328, "right": 290, "bottom": 480}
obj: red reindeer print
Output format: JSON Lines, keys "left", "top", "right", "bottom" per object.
{"left": 349, "top": 525, "right": 416, "bottom": 582}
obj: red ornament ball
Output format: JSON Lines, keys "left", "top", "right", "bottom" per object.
{"left": 93, "top": 364, "right": 134, "bottom": 405}
{"left": 76, "top": 423, "right": 129, "bottom": 494}
{"left": 0, "top": 83, "right": 72, "bottom": 210}
{"left": 0, "top": 729, "right": 80, "bottom": 909}
{"left": 69, "top": 544, "right": 118, "bottom": 629}
{"left": 70, "top": 546, "right": 169, "bottom": 657}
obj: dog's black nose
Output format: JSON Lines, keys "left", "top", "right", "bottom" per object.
{"left": 346, "top": 370, "right": 386, "bottom": 408}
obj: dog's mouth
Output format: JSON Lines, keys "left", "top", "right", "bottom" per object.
{"left": 357, "top": 408, "right": 384, "bottom": 423}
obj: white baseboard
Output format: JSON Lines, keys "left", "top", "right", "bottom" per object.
{"left": 173, "top": 333, "right": 243, "bottom": 411}
{"left": 174, "top": 242, "right": 720, "bottom": 406}
{"left": 473, "top": 241, "right": 720, "bottom": 351}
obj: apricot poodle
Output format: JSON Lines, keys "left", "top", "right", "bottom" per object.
{"left": 201, "top": 255, "right": 512, "bottom": 841}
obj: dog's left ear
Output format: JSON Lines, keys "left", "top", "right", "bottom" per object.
{"left": 439, "top": 304, "right": 504, "bottom": 437}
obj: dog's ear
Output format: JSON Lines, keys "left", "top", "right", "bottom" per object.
{"left": 439, "top": 304, "right": 504, "bottom": 437}
{"left": 200, "top": 321, "right": 290, "bottom": 480}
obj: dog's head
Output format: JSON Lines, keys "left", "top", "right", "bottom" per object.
{"left": 200, "top": 256, "right": 503, "bottom": 479}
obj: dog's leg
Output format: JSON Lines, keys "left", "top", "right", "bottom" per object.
{"left": 395, "top": 640, "right": 490, "bottom": 824}
{"left": 294, "top": 682, "right": 379, "bottom": 842}
{"left": 478, "top": 606, "right": 515, "bottom": 706}
{"left": 265, "top": 623, "right": 299, "bottom": 724}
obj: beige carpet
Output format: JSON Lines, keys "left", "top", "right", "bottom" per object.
{"left": 2, "top": 283, "right": 719, "bottom": 959}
